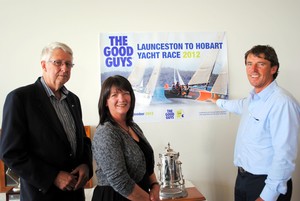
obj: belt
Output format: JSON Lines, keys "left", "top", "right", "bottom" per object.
{"left": 238, "top": 167, "right": 248, "bottom": 174}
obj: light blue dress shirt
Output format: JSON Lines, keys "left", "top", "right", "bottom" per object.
{"left": 217, "top": 81, "right": 300, "bottom": 201}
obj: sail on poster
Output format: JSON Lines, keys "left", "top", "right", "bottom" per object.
{"left": 100, "top": 32, "right": 229, "bottom": 122}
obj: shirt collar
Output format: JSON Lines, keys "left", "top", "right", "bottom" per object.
{"left": 250, "top": 80, "right": 277, "bottom": 102}
{"left": 40, "top": 76, "right": 69, "bottom": 98}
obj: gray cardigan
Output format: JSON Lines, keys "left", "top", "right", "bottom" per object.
{"left": 92, "top": 121, "right": 154, "bottom": 197}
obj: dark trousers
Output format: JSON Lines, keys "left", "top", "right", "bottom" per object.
{"left": 235, "top": 169, "right": 292, "bottom": 201}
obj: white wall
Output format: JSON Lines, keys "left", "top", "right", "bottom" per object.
{"left": 1, "top": 0, "right": 300, "bottom": 200}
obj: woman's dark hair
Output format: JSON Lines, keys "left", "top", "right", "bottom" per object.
{"left": 244, "top": 45, "right": 280, "bottom": 79}
{"left": 98, "top": 75, "right": 135, "bottom": 126}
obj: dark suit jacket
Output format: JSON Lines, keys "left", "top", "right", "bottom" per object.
{"left": 0, "top": 77, "right": 93, "bottom": 201}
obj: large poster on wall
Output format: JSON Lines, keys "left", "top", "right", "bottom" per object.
{"left": 100, "top": 32, "right": 229, "bottom": 122}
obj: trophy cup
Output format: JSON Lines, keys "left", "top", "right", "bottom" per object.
{"left": 6, "top": 168, "right": 20, "bottom": 192}
{"left": 157, "top": 143, "right": 187, "bottom": 199}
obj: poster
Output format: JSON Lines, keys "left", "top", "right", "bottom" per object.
{"left": 100, "top": 32, "right": 229, "bottom": 122}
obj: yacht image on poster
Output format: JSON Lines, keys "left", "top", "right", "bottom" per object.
{"left": 164, "top": 32, "right": 228, "bottom": 101}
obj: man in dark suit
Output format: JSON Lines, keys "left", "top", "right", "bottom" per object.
{"left": 0, "top": 42, "right": 93, "bottom": 201}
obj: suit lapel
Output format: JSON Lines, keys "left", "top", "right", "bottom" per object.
{"left": 34, "top": 79, "right": 71, "bottom": 146}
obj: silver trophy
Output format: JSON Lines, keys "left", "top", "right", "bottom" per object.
{"left": 157, "top": 143, "right": 187, "bottom": 199}
{"left": 6, "top": 168, "right": 20, "bottom": 192}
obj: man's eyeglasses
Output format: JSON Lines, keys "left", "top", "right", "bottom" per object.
{"left": 48, "top": 60, "right": 74, "bottom": 68}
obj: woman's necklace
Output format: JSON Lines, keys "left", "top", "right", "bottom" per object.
{"left": 117, "top": 123, "right": 130, "bottom": 133}
{"left": 118, "top": 124, "right": 139, "bottom": 141}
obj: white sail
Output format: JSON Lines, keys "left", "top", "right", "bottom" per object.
{"left": 176, "top": 69, "right": 185, "bottom": 85}
{"left": 173, "top": 68, "right": 177, "bottom": 84}
{"left": 188, "top": 49, "right": 220, "bottom": 85}
{"left": 145, "top": 60, "right": 162, "bottom": 95}
{"left": 210, "top": 33, "right": 228, "bottom": 95}
{"left": 188, "top": 32, "right": 225, "bottom": 86}
{"left": 128, "top": 60, "right": 146, "bottom": 87}
{"left": 134, "top": 60, "right": 162, "bottom": 106}
{"left": 211, "top": 72, "right": 227, "bottom": 95}
{"left": 139, "top": 79, "right": 143, "bottom": 88}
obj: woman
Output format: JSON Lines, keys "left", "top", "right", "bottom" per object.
{"left": 92, "top": 75, "right": 160, "bottom": 201}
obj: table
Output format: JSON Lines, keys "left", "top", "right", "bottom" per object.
{"left": 162, "top": 187, "right": 206, "bottom": 201}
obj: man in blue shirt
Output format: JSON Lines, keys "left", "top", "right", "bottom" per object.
{"left": 211, "top": 45, "right": 300, "bottom": 201}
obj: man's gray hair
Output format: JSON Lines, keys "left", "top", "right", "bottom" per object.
{"left": 40, "top": 42, "right": 73, "bottom": 62}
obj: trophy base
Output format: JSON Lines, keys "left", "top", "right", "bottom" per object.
{"left": 160, "top": 186, "right": 187, "bottom": 200}
{"left": 12, "top": 187, "right": 20, "bottom": 192}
